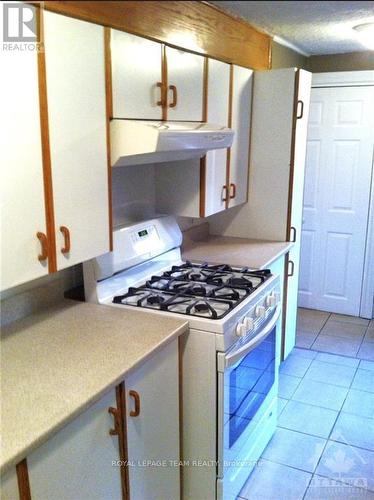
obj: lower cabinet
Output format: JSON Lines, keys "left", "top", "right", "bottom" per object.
{"left": 27, "top": 390, "right": 122, "bottom": 500}
{"left": 5, "top": 339, "right": 180, "bottom": 500}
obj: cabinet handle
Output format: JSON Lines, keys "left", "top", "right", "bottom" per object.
{"left": 287, "top": 260, "right": 295, "bottom": 277}
{"left": 168, "top": 85, "right": 177, "bottom": 108}
{"left": 229, "top": 183, "right": 236, "bottom": 199}
{"left": 129, "top": 390, "right": 140, "bottom": 417}
{"left": 60, "top": 226, "right": 71, "bottom": 254}
{"left": 296, "top": 100, "right": 304, "bottom": 119}
{"left": 156, "top": 81, "right": 165, "bottom": 107}
{"left": 36, "top": 232, "right": 48, "bottom": 262}
{"left": 290, "top": 226, "right": 297, "bottom": 243}
{"left": 221, "top": 185, "right": 228, "bottom": 202}
{"left": 108, "top": 406, "right": 120, "bottom": 436}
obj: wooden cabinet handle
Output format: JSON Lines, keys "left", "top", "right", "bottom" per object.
{"left": 129, "top": 390, "right": 140, "bottom": 417}
{"left": 229, "top": 183, "right": 236, "bottom": 199}
{"left": 296, "top": 100, "right": 304, "bottom": 119}
{"left": 290, "top": 226, "right": 297, "bottom": 243}
{"left": 168, "top": 85, "right": 177, "bottom": 108}
{"left": 108, "top": 406, "right": 120, "bottom": 436}
{"left": 221, "top": 185, "right": 228, "bottom": 202}
{"left": 36, "top": 232, "right": 48, "bottom": 262}
{"left": 287, "top": 260, "right": 295, "bottom": 277}
{"left": 156, "top": 81, "right": 165, "bottom": 107}
{"left": 60, "top": 226, "right": 70, "bottom": 254}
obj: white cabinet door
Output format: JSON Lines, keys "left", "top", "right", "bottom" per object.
{"left": 111, "top": 30, "right": 163, "bottom": 120}
{"left": 44, "top": 12, "right": 109, "bottom": 270}
{"left": 228, "top": 66, "right": 253, "bottom": 208}
{"left": 126, "top": 340, "right": 180, "bottom": 500}
{"left": 284, "top": 70, "right": 312, "bottom": 359}
{"left": 27, "top": 389, "right": 122, "bottom": 500}
{"left": 0, "top": 41, "right": 48, "bottom": 291}
{"left": 166, "top": 47, "right": 204, "bottom": 121}
{"left": 204, "top": 59, "right": 230, "bottom": 217}
{"left": 299, "top": 85, "right": 374, "bottom": 315}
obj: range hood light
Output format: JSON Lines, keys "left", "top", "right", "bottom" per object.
{"left": 353, "top": 22, "right": 374, "bottom": 50}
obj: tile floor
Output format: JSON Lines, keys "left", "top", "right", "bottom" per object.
{"left": 296, "top": 309, "right": 374, "bottom": 361}
{"left": 237, "top": 309, "right": 374, "bottom": 500}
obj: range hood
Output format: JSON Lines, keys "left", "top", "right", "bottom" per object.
{"left": 110, "top": 120, "right": 234, "bottom": 167}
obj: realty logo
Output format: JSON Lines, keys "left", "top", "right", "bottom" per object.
{"left": 3, "top": 3, "right": 37, "bottom": 42}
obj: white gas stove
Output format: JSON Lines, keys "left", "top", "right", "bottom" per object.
{"left": 83, "top": 216, "right": 281, "bottom": 499}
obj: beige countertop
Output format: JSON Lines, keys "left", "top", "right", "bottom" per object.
{"left": 0, "top": 300, "right": 187, "bottom": 473}
{"left": 182, "top": 234, "right": 293, "bottom": 269}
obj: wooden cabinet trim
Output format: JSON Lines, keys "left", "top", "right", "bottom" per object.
{"left": 104, "top": 27, "right": 114, "bottom": 250}
{"left": 37, "top": 8, "right": 57, "bottom": 273}
{"left": 286, "top": 69, "right": 300, "bottom": 242}
{"left": 161, "top": 45, "right": 168, "bottom": 121}
{"left": 31, "top": 1, "right": 271, "bottom": 70}
{"left": 115, "top": 382, "right": 130, "bottom": 500}
{"left": 16, "top": 459, "right": 32, "bottom": 500}
{"left": 225, "top": 64, "right": 234, "bottom": 209}
{"left": 199, "top": 156, "right": 206, "bottom": 217}
{"left": 281, "top": 254, "right": 289, "bottom": 361}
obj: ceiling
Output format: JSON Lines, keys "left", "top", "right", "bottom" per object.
{"left": 211, "top": 1, "right": 374, "bottom": 56}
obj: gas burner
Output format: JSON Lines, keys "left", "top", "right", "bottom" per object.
{"left": 227, "top": 277, "right": 254, "bottom": 288}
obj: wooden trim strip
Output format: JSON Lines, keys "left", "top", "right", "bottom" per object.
{"left": 199, "top": 156, "right": 207, "bottom": 217}
{"left": 161, "top": 45, "right": 168, "bottom": 120}
{"left": 225, "top": 64, "right": 234, "bottom": 209}
{"left": 16, "top": 459, "right": 32, "bottom": 500}
{"left": 199, "top": 57, "right": 209, "bottom": 218}
{"left": 178, "top": 336, "right": 184, "bottom": 500}
{"left": 37, "top": 7, "right": 57, "bottom": 273}
{"left": 116, "top": 382, "right": 130, "bottom": 500}
{"left": 104, "top": 27, "right": 113, "bottom": 251}
{"left": 31, "top": 1, "right": 271, "bottom": 70}
{"left": 286, "top": 69, "right": 300, "bottom": 241}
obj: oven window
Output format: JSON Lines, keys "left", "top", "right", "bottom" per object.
{"left": 224, "top": 328, "right": 276, "bottom": 448}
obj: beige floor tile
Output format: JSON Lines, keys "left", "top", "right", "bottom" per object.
{"left": 295, "top": 331, "right": 318, "bottom": 349}
{"left": 312, "top": 335, "right": 361, "bottom": 357}
{"left": 357, "top": 342, "right": 374, "bottom": 361}
{"left": 329, "top": 313, "right": 369, "bottom": 326}
{"left": 364, "top": 327, "right": 374, "bottom": 343}
{"left": 297, "top": 314, "right": 329, "bottom": 334}
{"left": 298, "top": 308, "right": 330, "bottom": 321}
{"left": 319, "top": 320, "right": 366, "bottom": 340}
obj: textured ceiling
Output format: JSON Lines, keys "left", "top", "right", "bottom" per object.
{"left": 212, "top": 1, "right": 374, "bottom": 55}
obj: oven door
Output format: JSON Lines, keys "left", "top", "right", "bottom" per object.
{"left": 216, "top": 304, "right": 281, "bottom": 499}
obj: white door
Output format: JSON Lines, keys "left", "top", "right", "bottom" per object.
{"left": 111, "top": 30, "right": 163, "bottom": 120}
{"left": 44, "top": 12, "right": 109, "bottom": 270}
{"left": 204, "top": 58, "right": 230, "bottom": 216}
{"left": 228, "top": 66, "right": 253, "bottom": 208}
{"left": 27, "top": 389, "right": 122, "bottom": 499}
{"left": 299, "top": 85, "right": 374, "bottom": 315}
{"left": 0, "top": 36, "right": 49, "bottom": 291}
{"left": 284, "top": 70, "right": 312, "bottom": 358}
{"left": 166, "top": 47, "right": 204, "bottom": 121}
{"left": 126, "top": 340, "right": 180, "bottom": 500}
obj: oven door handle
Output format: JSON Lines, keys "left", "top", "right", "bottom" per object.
{"left": 224, "top": 304, "right": 281, "bottom": 369}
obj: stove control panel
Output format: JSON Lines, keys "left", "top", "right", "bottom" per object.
{"left": 235, "top": 290, "right": 280, "bottom": 337}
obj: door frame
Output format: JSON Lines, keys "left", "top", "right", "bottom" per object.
{"left": 311, "top": 70, "right": 374, "bottom": 319}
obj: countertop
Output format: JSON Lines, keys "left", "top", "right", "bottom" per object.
{"left": 182, "top": 234, "right": 293, "bottom": 269}
{"left": 0, "top": 300, "right": 188, "bottom": 473}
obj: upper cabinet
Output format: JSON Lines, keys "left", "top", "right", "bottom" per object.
{"left": 111, "top": 30, "right": 163, "bottom": 120}
{"left": 228, "top": 66, "right": 253, "bottom": 208}
{"left": 0, "top": 35, "right": 49, "bottom": 291}
{"left": 1, "top": 10, "right": 111, "bottom": 292}
{"left": 111, "top": 29, "right": 204, "bottom": 121}
{"left": 155, "top": 62, "right": 252, "bottom": 218}
{"left": 165, "top": 47, "right": 205, "bottom": 121}
{"left": 43, "top": 12, "right": 110, "bottom": 270}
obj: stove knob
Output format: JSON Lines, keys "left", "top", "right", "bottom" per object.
{"left": 266, "top": 293, "right": 277, "bottom": 307}
{"left": 255, "top": 305, "right": 266, "bottom": 318}
{"left": 244, "top": 316, "right": 255, "bottom": 330}
{"left": 236, "top": 322, "right": 247, "bottom": 337}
